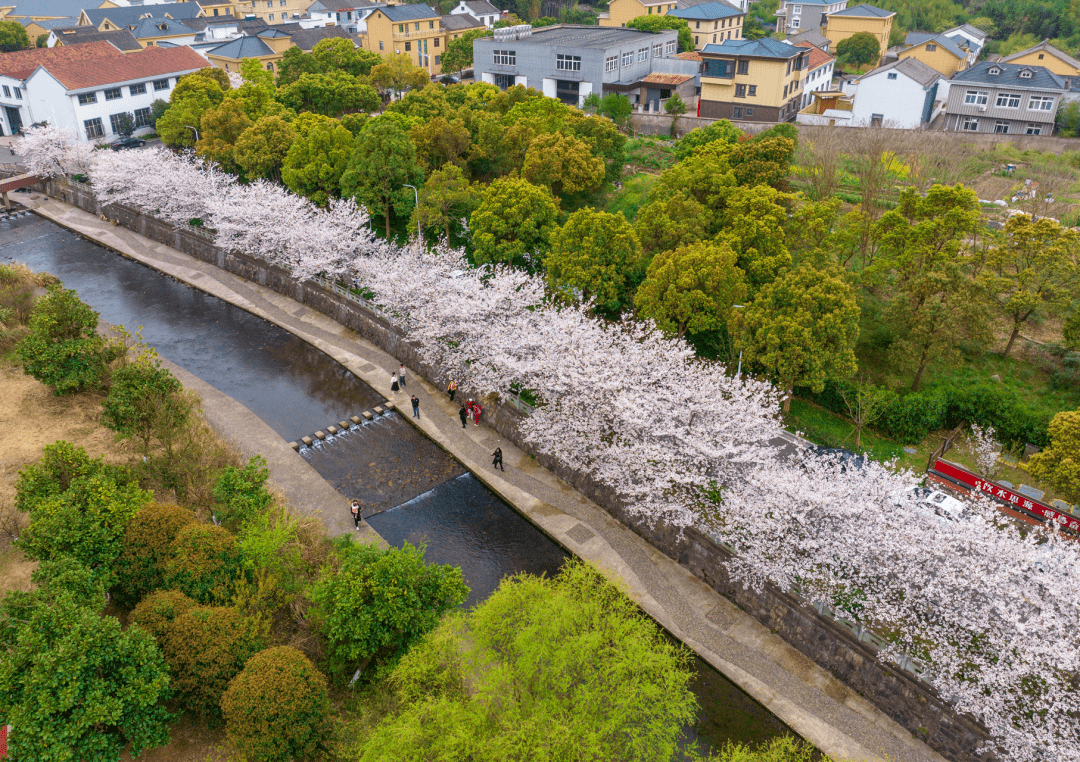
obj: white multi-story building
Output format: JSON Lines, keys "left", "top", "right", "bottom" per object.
{"left": 775, "top": 0, "right": 848, "bottom": 35}
{"left": 19, "top": 44, "right": 208, "bottom": 142}
{"left": 791, "top": 40, "right": 835, "bottom": 107}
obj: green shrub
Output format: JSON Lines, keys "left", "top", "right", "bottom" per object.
{"left": 130, "top": 589, "right": 200, "bottom": 642}
{"left": 161, "top": 606, "right": 265, "bottom": 722}
{"left": 15, "top": 440, "right": 135, "bottom": 514}
{"left": 102, "top": 356, "right": 191, "bottom": 457}
{"left": 164, "top": 523, "right": 245, "bottom": 604}
{"left": 113, "top": 503, "right": 196, "bottom": 608}
{"left": 221, "top": 646, "right": 332, "bottom": 762}
{"left": 213, "top": 455, "right": 273, "bottom": 528}
{"left": 17, "top": 285, "right": 117, "bottom": 395}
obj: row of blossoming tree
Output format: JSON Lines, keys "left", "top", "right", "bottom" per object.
{"left": 22, "top": 126, "right": 1080, "bottom": 761}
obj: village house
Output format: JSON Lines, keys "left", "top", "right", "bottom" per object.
{"left": 822, "top": 3, "right": 893, "bottom": 66}
{"left": 698, "top": 36, "right": 808, "bottom": 122}
{"left": 667, "top": 2, "right": 744, "bottom": 51}
{"left": 944, "top": 60, "right": 1065, "bottom": 135}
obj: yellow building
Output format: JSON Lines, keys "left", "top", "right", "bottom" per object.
{"left": 897, "top": 32, "right": 967, "bottom": 77}
{"left": 667, "top": 2, "right": 744, "bottom": 51}
{"left": 205, "top": 28, "right": 287, "bottom": 72}
{"left": 822, "top": 3, "right": 894, "bottom": 66}
{"left": 698, "top": 36, "right": 809, "bottom": 122}
{"left": 200, "top": 1, "right": 239, "bottom": 19}
{"left": 232, "top": 0, "right": 328, "bottom": 24}
{"left": 359, "top": 3, "right": 445, "bottom": 75}
{"left": 599, "top": 0, "right": 680, "bottom": 28}
{"left": 1001, "top": 40, "right": 1080, "bottom": 82}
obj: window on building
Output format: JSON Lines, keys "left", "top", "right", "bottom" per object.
{"left": 153, "top": 78, "right": 170, "bottom": 90}
{"left": 494, "top": 73, "right": 512, "bottom": 89}
{"left": 555, "top": 79, "right": 579, "bottom": 105}
{"left": 101, "top": 88, "right": 120, "bottom": 102}
{"left": 963, "top": 90, "right": 987, "bottom": 106}
{"left": 737, "top": 59, "right": 748, "bottom": 74}
{"left": 695, "top": 20, "right": 700, "bottom": 28}
{"left": 926, "top": 43, "right": 937, "bottom": 51}
{"left": 133, "top": 107, "right": 152, "bottom": 128}
{"left": 735, "top": 83, "right": 746, "bottom": 97}
{"left": 405, "top": 41, "right": 411, "bottom": 51}
{"left": 745, "top": 107, "right": 753, "bottom": 116}
{"left": 84, "top": 117, "right": 104, "bottom": 138}
{"left": 1, "top": 85, "right": 8, "bottom": 97}
{"left": 995, "top": 92, "right": 1021, "bottom": 108}
{"left": 414, "top": 22, "right": 420, "bottom": 30}
{"left": 994, "top": 120, "right": 1010, "bottom": 133}
{"left": 792, "top": 5, "right": 801, "bottom": 12}
{"left": 702, "top": 58, "right": 734, "bottom": 78}
{"left": 1026, "top": 123, "right": 1042, "bottom": 134}
{"left": 434, "top": 55, "right": 440, "bottom": 64}
{"left": 605, "top": 55, "right": 617, "bottom": 72}
{"left": 637, "top": 47, "right": 649, "bottom": 62}
{"left": 557, "top": 54, "right": 581, "bottom": 71}
{"left": 733, "top": 106, "right": 742, "bottom": 118}
{"left": 961, "top": 116, "right": 979, "bottom": 131}
{"left": 653, "top": 43, "right": 662, "bottom": 57}
{"left": 782, "top": 83, "right": 788, "bottom": 97}
{"left": 109, "top": 113, "right": 128, "bottom": 134}
{"left": 665, "top": 40, "right": 676, "bottom": 54}
{"left": 1020, "top": 69, "right": 1032, "bottom": 78}
{"left": 791, "top": 17, "right": 800, "bottom": 27}
{"left": 266, "top": 1, "right": 271, "bottom": 6}
{"left": 78, "top": 92, "right": 97, "bottom": 105}
{"left": 694, "top": 35, "right": 699, "bottom": 45}
{"left": 434, "top": 37, "right": 439, "bottom": 46}
{"left": 129, "top": 82, "right": 147, "bottom": 96}
{"left": 623, "top": 50, "right": 633, "bottom": 66}
{"left": 748, "top": 84, "right": 756, "bottom": 96}
{"left": 268, "top": 12, "right": 274, "bottom": 19}
{"left": 493, "top": 49, "right": 516, "bottom": 65}
{"left": 13, "top": 87, "right": 21, "bottom": 99}
{"left": 1028, "top": 95, "right": 1054, "bottom": 111}
{"left": 213, "top": 8, "right": 219, "bottom": 14}
{"left": 398, "top": 24, "right": 404, "bottom": 32}
{"left": 266, "top": 62, "right": 274, "bottom": 71}
{"left": 887, "top": 72, "right": 897, "bottom": 80}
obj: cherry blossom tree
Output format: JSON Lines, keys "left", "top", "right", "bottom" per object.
{"left": 75, "top": 139, "right": 1080, "bottom": 762}
{"left": 21, "top": 125, "right": 93, "bottom": 178}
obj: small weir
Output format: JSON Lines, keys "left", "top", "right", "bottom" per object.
{"left": 1, "top": 212, "right": 793, "bottom": 755}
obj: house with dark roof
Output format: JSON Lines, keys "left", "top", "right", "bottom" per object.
{"left": 785, "top": 28, "right": 830, "bottom": 53}
{"left": 18, "top": 44, "right": 207, "bottom": 141}
{"left": 667, "top": 2, "right": 744, "bottom": 50}
{"left": 129, "top": 18, "right": 200, "bottom": 47}
{"left": 0, "top": 40, "right": 125, "bottom": 135}
{"left": 897, "top": 31, "right": 969, "bottom": 77}
{"left": 359, "top": 3, "right": 445, "bottom": 74}
{"left": 942, "top": 23, "right": 988, "bottom": 56}
{"left": 822, "top": 4, "right": 894, "bottom": 65}
{"left": 599, "top": 0, "right": 747, "bottom": 31}
{"left": 304, "top": 0, "right": 379, "bottom": 33}
{"left": 449, "top": 0, "right": 500, "bottom": 28}
{"left": 19, "top": 16, "right": 77, "bottom": 44}
{"left": 77, "top": 3, "right": 204, "bottom": 32}
{"left": 698, "top": 36, "right": 809, "bottom": 122}
{"left": 0, "top": 0, "right": 106, "bottom": 24}
{"left": 442, "top": 12, "right": 484, "bottom": 45}
{"left": 944, "top": 61, "right": 1065, "bottom": 135}
{"left": 1001, "top": 40, "right": 1080, "bottom": 94}
{"left": 50, "top": 26, "right": 142, "bottom": 51}
{"left": 206, "top": 30, "right": 289, "bottom": 72}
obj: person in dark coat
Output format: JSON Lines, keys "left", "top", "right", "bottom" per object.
{"left": 459, "top": 403, "right": 468, "bottom": 428}
{"left": 492, "top": 447, "right": 504, "bottom": 471}
{"left": 411, "top": 395, "right": 420, "bottom": 418}
{"left": 390, "top": 373, "right": 399, "bottom": 393}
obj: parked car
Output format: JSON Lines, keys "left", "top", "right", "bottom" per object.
{"left": 810, "top": 445, "right": 869, "bottom": 472}
{"left": 110, "top": 136, "right": 145, "bottom": 150}
{"left": 893, "top": 486, "right": 980, "bottom": 526}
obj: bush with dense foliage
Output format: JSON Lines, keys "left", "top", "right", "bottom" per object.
{"left": 113, "top": 503, "right": 197, "bottom": 608}
{"left": 1028, "top": 409, "right": 1080, "bottom": 502}
{"left": 164, "top": 523, "right": 245, "bottom": 604}
{"left": 130, "top": 589, "right": 201, "bottom": 642}
{"left": 220, "top": 646, "right": 332, "bottom": 762}
{"left": 17, "top": 285, "right": 118, "bottom": 395}
{"left": 102, "top": 354, "right": 192, "bottom": 457}
{"left": 212, "top": 455, "right": 274, "bottom": 528}
{"left": 160, "top": 605, "right": 264, "bottom": 722}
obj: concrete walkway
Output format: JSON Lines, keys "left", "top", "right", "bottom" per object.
{"left": 20, "top": 193, "right": 947, "bottom": 762}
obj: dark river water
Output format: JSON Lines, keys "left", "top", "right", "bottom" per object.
{"left": 0, "top": 210, "right": 791, "bottom": 754}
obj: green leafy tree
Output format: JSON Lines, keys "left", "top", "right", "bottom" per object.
{"left": 149, "top": 98, "right": 170, "bottom": 129}
{"left": 369, "top": 53, "right": 430, "bottom": 98}
{"left": 159, "top": 605, "right": 265, "bottom": 721}
{"left": 309, "top": 542, "right": 468, "bottom": 681}
{"left": 675, "top": 119, "right": 742, "bottom": 161}
{"left": 1057, "top": 100, "right": 1080, "bottom": 138}
{"left": 212, "top": 455, "right": 273, "bottom": 528}
{"left": 719, "top": 184, "right": 796, "bottom": 288}
{"left": 130, "top": 589, "right": 200, "bottom": 642}
{"left": 234, "top": 115, "right": 295, "bottom": 182}
{"left": 17, "top": 285, "right": 113, "bottom": 395}
{"left": 277, "top": 71, "right": 379, "bottom": 117}
{"left": 281, "top": 115, "right": 355, "bottom": 206}
{"left": 547, "top": 209, "right": 644, "bottom": 314}
{"left": 15, "top": 440, "right": 133, "bottom": 515}
{"left": 742, "top": 14, "right": 768, "bottom": 39}
{"left": 0, "top": 593, "right": 172, "bottom": 762}
{"left": 874, "top": 184, "right": 990, "bottom": 390}
{"left": 979, "top": 214, "right": 1080, "bottom": 358}
{"left": 728, "top": 134, "right": 797, "bottom": 190}
{"left": 595, "top": 92, "right": 633, "bottom": 129}
{"left": 0, "top": 20, "right": 30, "bottom": 52}
{"left": 35, "top": 32, "right": 47, "bottom": 48}
{"left": 157, "top": 91, "right": 214, "bottom": 148}
{"left": 358, "top": 561, "right": 697, "bottom": 762}
{"left": 665, "top": 92, "right": 686, "bottom": 136}
{"left": 522, "top": 131, "right": 606, "bottom": 199}
{"left": 635, "top": 240, "right": 747, "bottom": 338}
{"left": 1029, "top": 410, "right": 1080, "bottom": 502}
{"left": 410, "top": 116, "right": 471, "bottom": 171}
{"left": 312, "top": 36, "right": 382, "bottom": 76}
{"left": 113, "top": 112, "right": 136, "bottom": 137}
{"left": 836, "top": 30, "right": 881, "bottom": 66}
{"left": 441, "top": 28, "right": 492, "bottom": 73}
{"left": 102, "top": 353, "right": 191, "bottom": 456}
{"left": 172, "top": 72, "right": 227, "bottom": 106}
{"left": 566, "top": 109, "right": 627, "bottom": 182}
{"left": 113, "top": 503, "right": 196, "bottom": 609}
{"left": 276, "top": 46, "right": 320, "bottom": 86}
{"left": 653, "top": 142, "right": 738, "bottom": 232}
{"left": 340, "top": 116, "right": 424, "bottom": 237}
{"left": 625, "top": 14, "right": 694, "bottom": 52}
{"left": 1064, "top": 305, "right": 1080, "bottom": 349}
{"left": 195, "top": 99, "right": 253, "bottom": 171}
{"left": 410, "top": 164, "right": 480, "bottom": 242}
{"left": 184, "top": 66, "right": 232, "bottom": 91}
{"left": 735, "top": 265, "right": 860, "bottom": 413}
{"left": 164, "top": 523, "right": 245, "bottom": 604}
{"left": 220, "top": 647, "right": 332, "bottom": 762}
{"left": 470, "top": 177, "right": 560, "bottom": 269}
{"left": 635, "top": 191, "right": 709, "bottom": 257}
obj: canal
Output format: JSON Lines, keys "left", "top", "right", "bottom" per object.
{"left": 1, "top": 211, "right": 790, "bottom": 752}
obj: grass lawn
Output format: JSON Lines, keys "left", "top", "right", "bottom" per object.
{"left": 624, "top": 138, "right": 677, "bottom": 173}
{"left": 602, "top": 172, "right": 660, "bottom": 222}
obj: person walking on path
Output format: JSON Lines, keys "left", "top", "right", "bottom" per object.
{"left": 350, "top": 499, "right": 361, "bottom": 530}
{"left": 398, "top": 364, "right": 407, "bottom": 388}
{"left": 447, "top": 380, "right": 457, "bottom": 401}
{"left": 492, "top": 447, "right": 504, "bottom": 471}
{"left": 459, "top": 403, "right": 468, "bottom": 428}
{"left": 472, "top": 402, "right": 482, "bottom": 426}
{"left": 390, "top": 373, "right": 399, "bottom": 393}
{"left": 411, "top": 395, "right": 420, "bottom": 419}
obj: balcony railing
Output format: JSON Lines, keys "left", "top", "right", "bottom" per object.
{"left": 392, "top": 27, "right": 442, "bottom": 40}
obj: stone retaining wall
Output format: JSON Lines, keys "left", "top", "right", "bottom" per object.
{"left": 44, "top": 178, "right": 993, "bottom": 762}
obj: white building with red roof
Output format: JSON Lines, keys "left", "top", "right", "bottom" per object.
{"left": 792, "top": 39, "right": 835, "bottom": 108}
{"left": 14, "top": 44, "right": 207, "bottom": 142}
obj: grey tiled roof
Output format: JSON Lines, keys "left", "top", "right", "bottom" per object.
{"left": 668, "top": 2, "right": 742, "bottom": 20}
{"left": 441, "top": 13, "right": 484, "bottom": 31}
{"left": 51, "top": 27, "right": 143, "bottom": 50}
{"left": 863, "top": 56, "right": 941, "bottom": 87}
{"left": 462, "top": 0, "right": 499, "bottom": 15}
{"left": 207, "top": 35, "right": 276, "bottom": 58}
{"left": 903, "top": 32, "right": 965, "bottom": 60}
{"left": 373, "top": 4, "right": 440, "bottom": 22}
{"left": 785, "top": 29, "right": 829, "bottom": 48}
{"left": 5, "top": 0, "right": 92, "bottom": 18}
{"left": 949, "top": 61, "right": 1066, "bottom": 91}
{"left": 1001, "top": 39, "right": 1080, "bottom": 72}
{"left": 903, "top": 31, "right": 934, "bottom": 46}
{"left": 21, "top": 17, "right": 77, "bottom": 30}
{"left": 945, "top": 23, "right": 987, "bottom": 41}
{"left": 703, "top": 36, "right": 803, "bottom": 58}
{"left": 287, "top": 24, "right": 354, "bottom": 50}
{"left": 82, "top": 2, "right": 203, "bottom": 28}
{"left": 828, "top": 3, "right": 894, "bottom": 17}
{"left": 130, "top": 18, "right": 196, "bottom": 39}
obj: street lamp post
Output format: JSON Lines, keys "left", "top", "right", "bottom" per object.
{"left": 403, "top": 183, "right": 421, "bottom": 241}
{"left": 184, "top": 125, "right": 200, "bottom": 142}
{"left": 733, "top": 304, "right": 745, "bottom": 377}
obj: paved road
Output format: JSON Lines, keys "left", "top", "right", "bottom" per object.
{"left": 19, "top": 191, "right": 949, "bottom": 762}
